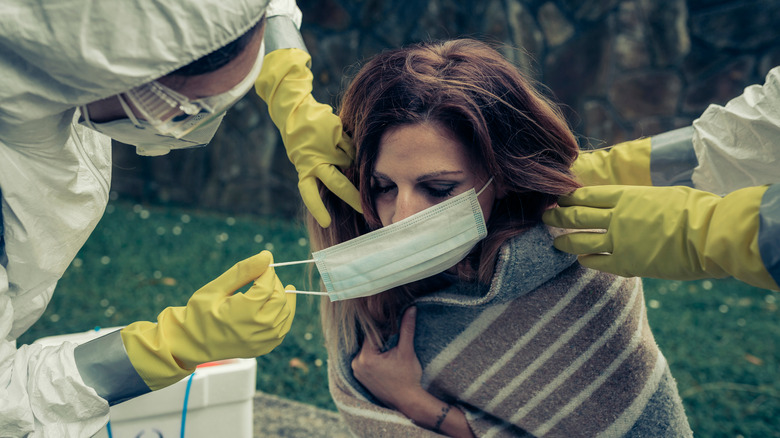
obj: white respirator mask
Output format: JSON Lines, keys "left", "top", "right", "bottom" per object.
{"left": 275, "top": 178, "right": 493, "bottom": 301}
{"left": 79, "top": 100, "right": 226, "bottom": 156}
{"left": 79, "top": 40, "right": 265, "bottom": 156}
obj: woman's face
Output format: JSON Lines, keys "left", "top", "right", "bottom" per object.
{"left": 372, "top": 122, "right": 497, "bottom": 227}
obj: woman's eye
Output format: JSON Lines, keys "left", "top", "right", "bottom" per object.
{"left": 371, "top": 183, "right": 396, "bottom": 195}
{"left": 426, "top": 185, "right": 456, "bottom": 198}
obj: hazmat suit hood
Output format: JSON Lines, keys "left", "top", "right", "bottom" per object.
{"left": 0, "top": 0, "right": 269, "bottom": 126}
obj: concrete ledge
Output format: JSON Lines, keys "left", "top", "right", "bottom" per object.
{"left": 253, "top": 392, "right": 352, "bottom": 437}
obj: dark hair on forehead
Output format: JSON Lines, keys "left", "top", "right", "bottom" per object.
{"left": 169, "top": 17, "right": 264, "bottom": 77}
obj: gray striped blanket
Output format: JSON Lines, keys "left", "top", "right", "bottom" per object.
{"left": 327, "top": 224, "right": 692, "bottom": 437}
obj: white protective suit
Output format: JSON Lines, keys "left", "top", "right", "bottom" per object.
{"left": 692, "top": 66, "right": 780, "bottom": 195}
{"left": 0, "top": 0, "right": 304, "bottom": 436}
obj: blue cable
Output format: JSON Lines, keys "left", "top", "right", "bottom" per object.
{"left": 180, "top": 371, "right": 196, "bottom": 438}
{"left": 105, "top": 369, "right": 195, "bottom": 438}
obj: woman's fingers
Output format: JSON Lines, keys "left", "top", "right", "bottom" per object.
{"left": 397, "top": 307, "right": 418, "bottom": 356}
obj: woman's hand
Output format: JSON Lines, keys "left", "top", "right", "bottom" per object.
{"left": 351, "top": 307, "right": 475, "bottom": 437}
{"left": 351, "top": 306, "right": 424, "bottom": 410}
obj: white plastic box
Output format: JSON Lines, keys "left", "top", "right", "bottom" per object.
{"left": 35, "top": 328, "right": 257, "bottom": 438}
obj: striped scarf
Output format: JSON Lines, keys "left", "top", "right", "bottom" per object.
{"left": 327, "top": 224, "right": 692, "bottom": 437}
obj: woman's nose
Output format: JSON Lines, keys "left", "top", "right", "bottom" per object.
{"left": 390, "top": 191, "right": 424, "bottom": 224}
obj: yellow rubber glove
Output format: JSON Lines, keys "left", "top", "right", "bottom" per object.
{"left": 120, "top": 251, "right": 296, "bottom": 390}
{"left": 542, "top": 185, "right": 779, "bottom": 291}
{"left": 573, "top": 138, "right": 652, "bottom": 186}
{"left": 255, "top": 48, "right": 361, "bottom": 228}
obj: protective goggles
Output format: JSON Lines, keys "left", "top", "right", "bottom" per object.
{"left": 123, "top": 40, "right": 265, "bottom": 138}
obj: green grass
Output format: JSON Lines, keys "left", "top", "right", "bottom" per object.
{"left": 17, "top": 200, "right": 779, "bottom": 436}
{"left": 643, "top": 278, "right": 780, "bottom": 437}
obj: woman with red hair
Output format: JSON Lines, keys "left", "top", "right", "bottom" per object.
{"left": 308, "top": 39, "right": 691, "bottom": 437}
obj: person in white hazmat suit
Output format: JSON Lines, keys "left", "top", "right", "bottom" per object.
{"left": 0, "top": 0, "right": 360, "bottom": 436}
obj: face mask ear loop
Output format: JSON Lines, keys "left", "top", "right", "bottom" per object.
{"left": 477, "top": 177, "right": 494, "bottom": 197}
{"left": 268, "top": 259, "right": 329, "bottom": 295}
{"left": 79, "top": 105, "right": 96, "bottom": 130}
{"left": 116, "top": 94, "right": 144, "bottom": 128}
{"left": 269, "top": 259, "right": 315, "bottom": 267}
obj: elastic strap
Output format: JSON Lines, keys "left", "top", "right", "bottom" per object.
{"left": 116, "top": 94, "right": 144, "bottom": 128}
{"left": 477, "top": 177, "right": 494, "bottom": 197}
{"left": 79, "top": 105, "right": 96, "bottom": 130}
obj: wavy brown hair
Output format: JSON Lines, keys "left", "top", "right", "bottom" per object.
{"left": 308, "top": 39, "right": 580, "bottom": 351}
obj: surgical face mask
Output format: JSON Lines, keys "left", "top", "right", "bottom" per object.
{"left": 274, "top": 178, "right": 493, "bottom": 301}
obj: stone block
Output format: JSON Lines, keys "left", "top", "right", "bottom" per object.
{"left": 544, "top": 21, "right": 610, "bottom": 123}
{"left": 301, "top": 0, "right": 352, "bottom": 31}
{"left": 690, "top": 0, "right": 780, "bottom": 50}
{"left": 561, "top": 0, "right": 621, "bottom": 21}
{"left": 608, "top": 71, "right": 682, "bottom": 120}
{"left": 612, "top": 1, "right": 651, "bottom": 70}
{"left": 538, "top": 2, "right": 575, "bottom": 48}
{"left": 506, "top": 0, "right": 545, "bottom": 74}
{"left": 582, "top": 99, "right": 630, "bottom": 147}
{"left": 683, "top": 56, "right": 755, "bottom": 114}
{"left": 639, "top": 0, "right": 690, "bottom": 66}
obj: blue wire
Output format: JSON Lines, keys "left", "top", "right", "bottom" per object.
{"left": 180, "top": 371, "right": 196, "bottom": 438}
{"left": 105, "top": 369, "right": 195, "bottom": 438}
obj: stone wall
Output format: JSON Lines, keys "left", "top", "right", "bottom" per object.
{"left": 111, "top": 0, "right": 780, "bottom": 217}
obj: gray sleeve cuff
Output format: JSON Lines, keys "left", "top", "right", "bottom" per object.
{"left": 74, "top": 329, "right": 151, "bottom": 405}
{"left": 264, "top": 15, "right": 308, "bottom": 54}
{"left": 759, "top": 184, "right": 780, "bottom": 289}
{"left": 650, "top": 126, "right": 698, "bottom": 187}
